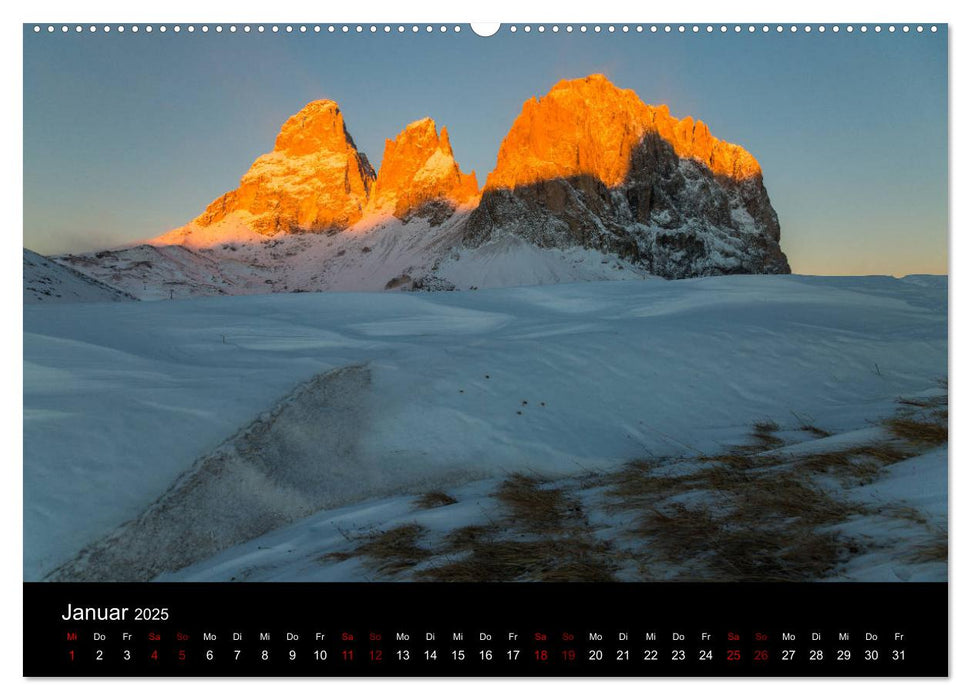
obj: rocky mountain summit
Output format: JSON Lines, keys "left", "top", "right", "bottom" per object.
{"left": 369, "top": 118, "right": 479, "bottom": 224}
{"left": 466, "top": 74, "right": 789, "bottom": 277}
{"left": 155, "top": 100, "right": 377, "bottom": 246}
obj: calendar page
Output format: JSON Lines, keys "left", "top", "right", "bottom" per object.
{"left": 22, "top": 19, "right": 948, "bottom": 678}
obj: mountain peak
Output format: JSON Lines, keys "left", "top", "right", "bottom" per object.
{"left": 273, "top": 99, "right": 359, "bottom": 157}
{"left": 405, "top": 116, "right": 437, "bottom": 130}
{"left": 153, "top": 100, "right": 375, "bottom": 244}
{"left": 485, "top": 74, "right": 761, "bottom": 192}
{"left": 468, "top": 74, "right": 788, "bottom": 277}
{"left": 369, "top": 118, "right": 479, "bottom": 221}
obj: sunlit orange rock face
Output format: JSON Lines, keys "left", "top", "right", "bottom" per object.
{"left": 158, "top": 104, "right": 480, "bottom": 246}
{"left": 192, "top": 100, "right": 376, "bottom": 235}
{"left": 370, "top": 118, "right": 479, "bottom": 222}
{"left": 486, "top": 74, "right": 760, "bottom": 192}
{"left": 469, "top": 74, "right": 789, "bottom": 277}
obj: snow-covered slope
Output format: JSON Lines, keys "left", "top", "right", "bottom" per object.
{"left": 24, "top": 275, "right": 946, "bottom": 581}
{"left": 55, "top": 209, "right": 653, "bottom": 298}
{"left": 55, "top": 212, "right": 473, "bottom": 298}
{"left": 23, "top": 248, "right": 136, "bottom": 303}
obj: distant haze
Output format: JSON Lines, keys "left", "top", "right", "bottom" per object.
{"left": 23, "top": 26, "right": 947, "bottom": 275}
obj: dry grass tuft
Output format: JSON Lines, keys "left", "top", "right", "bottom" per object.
{"left": 799, "top": 424, "right": 833, "bottom": 438}
{"left": 443, "top": 524, "right": 498, "bottom": 552}
{"left": 886, "top": 388, "right": 947, "bottom": 449}
{"left": 330, "top": 523, "right": 431, "bottom": 575}
{"left": 698, "top": 451, "right": 767, "bottom": 470}
{"left": 753, "top": 420, "right": 780, "bottom": 434}
{"left": 414, "top": 490, "right": 458, "bottom": 509}
{"left": 714, "top": 527, "right": 845, "bottom": 582}
{"left": 418, "top": 538, "right": 616, "bottom": 583}
{"left": 695, "top": 465, "right": 754, "bottom": 491}
{"left": 420, "top": 472, "right": 617, "bottom": 582}
{"left": 907, "top": 531, "right": 948, "bottom": 565}
{"left": 751, "top": 420, "right": 785, "bottom": 449}
{"left": 493, "top": 473, "right": 574, "bottom": 533}
{"left": 631, "top": 503, "right": 720, "bottom": 564}
{"left": 884, "top": 504, "right": 929, "bottom": 526}
{"left": 896, "top": 394, "right": 948, "bottom": 409}
{"left": 605, "top": 459, "right": 691, "bottom": 509}
{"left": 738, "top": 471, "right": 858, "bottom": 524}
{"left": 885, "top": 415, "right": 947, "bottom": 448}
{"left": 322, "top": 550, "right": 355, "bottom": 562}
{"left": 624, "top": 471, "right": 855, "bottom": 582}
{"left": 794, "top": 444, "right": 912, "bottom": 485}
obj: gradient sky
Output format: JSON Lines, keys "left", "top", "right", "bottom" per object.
{"left": 23, "top": 25, "right": 947, "bottom": 275}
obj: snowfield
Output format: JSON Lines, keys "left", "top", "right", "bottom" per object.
{"left": 23, "top": 274, "right": 946, "bottom": 582}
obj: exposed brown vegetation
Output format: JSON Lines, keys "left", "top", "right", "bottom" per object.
{"left": 799, "top": 424, "right": 832, "bottom": 438}
{"left": 493, "top": 473, "right": 574, "bottom": 533}
{"left": 618, "top": 462, "right": 860, "bottom": 582}
{"left": 323, "top": 387, "right": 947, "bottom": 583}
{"left": 751, "top": 420, "right": 785, "bottom": 450}
{"left": 414, "top": 490, "right": 458, "bottom": 509}
{"left": 896, "top": 394, "right": 947, "bottom": 409}
{"left": 443, "top": 524, "right": 498, "bottom": 552}
{"left": 419, "top": 472, "right": 617, "bottom": 582}
{"left": 885, "top": 415, "right": 947, "bottom": 448}
{"left": 907, "top": 530, "right": 948, "bottom": 565}
{"left": 698, "top": 450, "right": 780, "bottom": 471}
{"left": 885, "top": 504, "right": 930, "bottom": 527}
{"left": 794, "top": 444, "right": 913, "bottom": 486}
{"left": 604, "top": 459, "right": 694, "bottom": 509}
{"left": 329, "top": 523, "right": 431, "bottom": 575}
{"left": 885, "top": 391, "right": 947, "bottom": 449}
{"left": 417, "top": 538, "right": 617, "bottom": 583}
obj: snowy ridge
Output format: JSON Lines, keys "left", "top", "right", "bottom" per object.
{"left": 49, "top": 365, "right": 473, "bottom": 582}
{"left": 24, "top": 248, "right": 137, "bottom": 304}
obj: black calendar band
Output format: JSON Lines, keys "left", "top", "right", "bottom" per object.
{"left": 24, "top": 582, "right": 947, "bottom": 677}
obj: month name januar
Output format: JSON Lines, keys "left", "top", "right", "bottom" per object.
{"left": 61, "top": 603, "right": 129, "bottom": 621}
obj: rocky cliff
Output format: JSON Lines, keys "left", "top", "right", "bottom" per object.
{"left": 369, "top": 118, "right": 479, "bottom": 224}
{"left": 466, "top": 74, "right": 789, "bottom": 277}
{"left": 153, "top": 105, "right": 481, "bottom": 246}
{"left": 155, "top": 100, "right": 376, "bottom": 245}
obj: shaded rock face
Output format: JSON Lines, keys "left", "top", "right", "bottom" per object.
{"left": 193, "top": 100, "right": 376, "bottom": 235}
{"left": 467, "top": 74, "right": 789, "bottom": 277}
{"left": 369, "top": 118, "right": 479, "bottom": 223}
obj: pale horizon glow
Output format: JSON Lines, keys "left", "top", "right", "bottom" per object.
{"left": 23, "top": 26, "right": 947, "bottom": 276}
